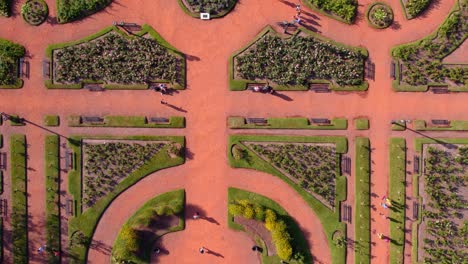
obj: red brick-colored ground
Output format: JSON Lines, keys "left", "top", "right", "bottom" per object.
{"left": 0, "top": 0, "right": 462, "bottom": 263}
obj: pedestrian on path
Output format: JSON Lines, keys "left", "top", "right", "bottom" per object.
{"left": 381, "top": 202, "right": 388, "bottom": 209}
{"left": 154, "top": 247, "right": 160, "bottom": 254}
{"left": 161, "top": 100, "right": 167, "bottom": 105}
{"left": 199, "top": 247, "right": 207, "bottom": 254}
{"left": 193, "top": 212, "right": 200, "bottom": 220}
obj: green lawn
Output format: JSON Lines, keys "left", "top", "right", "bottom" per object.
{"left": 354, "top": 137, "right": 370, "bottom": 264}
{"left": 413, "top": 120, "right": 468, "bottom": 131}
{"left": 389, "top": 138, "right": 406, "bottom": 264}
{"left": 228, "top": 117, "right": 348, "bottom": 130}
{"left": 354, "top": 118, "right": 369, "bottom": 130}
{"left": 10, "top": 134, "right": 28, "bottom": 263}
{"left": 68, "top": 115, "right": 185, "bottom": 128}
{"left": 44, "top": 115, "right": 60, "bottom": 127}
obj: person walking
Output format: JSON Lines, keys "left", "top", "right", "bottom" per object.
{"left": 160, "top": 100, "right": 167, "bottom": 105}
{"left": 199, "top": 247, "right": 206, "bottom": 254}
{"left": 193, "top": 212, "right": 200, "bottom": 220}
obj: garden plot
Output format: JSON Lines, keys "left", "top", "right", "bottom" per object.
{"left": 419, "top": 144, "right": 468, "bottom": 263}
{"left": 245, "top": 142, "right": 338, "bottom": 207}
{"left": 82, "top": 139, "right": 168, "bottom": 209}
{"left": 181, "top": 0, "right": 237, "bottom": 16}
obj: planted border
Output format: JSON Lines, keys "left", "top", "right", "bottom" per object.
{"left": 10, "top": 134, "right": 28, "bottom": 263}
{"left": 229, "top": 26, "right": 368, "bottom": 91}
{"left": 389, "top": 138, "right": 406, "bottom": 264}
{"left": 354, "top": 118, "right": 369, "bottom": 130}
{"left": 177, "top": 0, "right": 238, "bottom": 18}
{"left": 56, "top": 0, "right": 112, "bottom": 23}
{"left": 67, "top": 135, "right": 185, "bottom": 263}
{"left": 303, "top": 0, "right": 357, "bottom": 24}
{"left": 366, "top": 2, "right": 394, "bottom": 29}
{"left": 399, "top": 0, "right": 432, "bottom": 19}
{"left": 228, "top": 117, "right": 347, "bottom": 130}
{"left": 228, "top": 134, "right": 347, "bottom": 263}
{"left": 45, "top": 135, "right": 61, "bottom": 263}
{"left": 413, "top": 120, "right": 468, "bottom": 131}
{"left": 354, "top": 137, "right": 370, "bottom": 264}
{"left": 68, "top": 115, "right": 185, "bottom": 128}
{"left": 228, "top": 187, "right": 313, "bottom": 263}
{"left": 0, "top": 38, "right": 26, "bottom": 89}
{"left": 45, "top": 25, "right": 186, "bottom": 90}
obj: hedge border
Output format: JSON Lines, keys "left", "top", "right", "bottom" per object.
{"left": 229, "top": 25, "right": 369, "bottom": 91}
{"left": 67, "top": 135, "right": 185, "bottom": 263}
{"left": 67, "top": 115, "right": 185, "bottom": 128}
{"left": 228, "top": 134, "right": 347, "bottom": 264}
{"left": 365, "top": 2, "right": 394, "bottom": 29}
{"left": 176, "top": 0, "right": 238, "bottom": 19}
{"left": 45, "top": 24, "right": 186, "bottom": 90}
{"left": 227, "top": 187, "right": 313, "bottom": 263}
{"left": 228, "top": 117, "right": 348, "bottom": 130}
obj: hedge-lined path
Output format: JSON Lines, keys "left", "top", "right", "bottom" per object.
{"left": 0, "top": 0, "right": 461, "bottom": 263}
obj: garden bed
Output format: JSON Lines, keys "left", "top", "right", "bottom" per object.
{"left": 56, "top": 0, "right": 112, "bottom": 23}
{"left": 392, "top": 0, "right": 467, "bottom": 92}
{"left": 303, "top": 0, "right": 357, "bottom": 24}
{"left": 177, "top": 0, "right": 238, "bottom": 18}
{"left": 413, "top": 119, "right": 468, "bottom": 131}
{"left": 46, "top": 25, "right": 186, "bottom": 90}
{"left": 415, "top": 143, "right": 468, "bottom": 263}
{"left": 111, "top": 189, "right": 185, "bottom": 264}
{"left": 0, "top": 0, "right": 11, "bottom": 16}
{"left": 68, "top": 115, "right": 185, "bottom": 128}
{"left": 21, "top": 0, "right": 48, "bottom": 26}
{"left": 0, "top": 38, "right": 26, "bottom": 89}
{"left": 228, "top": 135, "right": 347, "bottom": 264}
{"left": 366, "top": 2, "right": 393, "bottom": 29}
{"left": 230, "top": 26, "right": 368, "bottom": 91}
{"left": 228, "top": 117, "right": 347, "bottom": 129}
{"left": 400, "top": 0, "right": 432, "bottom": 19}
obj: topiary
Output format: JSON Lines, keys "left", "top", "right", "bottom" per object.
{"left": 228, "top": 204, "right": 245, "bottom": 216}
{"left": 242, "top": 204, "right": 255, "bottom": 219}
{"left": 254, "top": 205, "right": 265, "bottom": 221}
{"left": 232, "top": 145, "right": 246, "bottom": 160}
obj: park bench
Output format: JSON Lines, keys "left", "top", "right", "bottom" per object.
{"left": 66, "top": 199, "right": 74, "bottom": 216}
{"left": 431, "top": 119, "right": 450, "bottom": 127}
{"left": 149, "top": 117, "right": 170, "bottom": 124}
{"left": 430, "top": 86, "right": 449, "bottom": 94}
{"left": 18, "top": 57, "right": 28, "bottom": 78}
{"left": 414, "top": 155, "right": 419, "bottom": 174}
{"left": 342, "top": 156, "right": 351, "bottom": 175}
{"left": 81, "top": 116, "right": 104, "bottom": 124}
{"left": 342, "top": 204, "right": 352, "bottom": 223}
{"left": 0, "top": 199, "right": 6, "bottom": 216}
{"left": 311, "top": 118, "right": 331, "bottom": 125}
{"left": 84, "top": 83, "right": 104, "bottom": 92}
{"left": 246, "top": 118, "right": 268, "bottom": 125}
{"left": 309, "top": 83, "right": 330, "bottom": 93}
{"left": 42, "top": 59, "right": 50, "bottom": 78}
{"left": 0, "top": 152, "right": 6, "bottom": 170}
{"left": 65, "top": 150, "right": 73, "bottom": 170}
{"left": 365, "top": 60, "right": 375, "bottom": 80}
{"left": 413, "top": 201, "right": 419, "bottom": 220}
{"left": 390, "top": 62, "right": 396, "bottom": 79}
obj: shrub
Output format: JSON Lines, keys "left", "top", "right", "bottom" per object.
{"left": 56, "top": 0, "right": 112, "bottom": 23}
{"left": 405, "top": 0, "right": 431, "bottom": 18}
{"left": 185, "top": 0, "right": 236, "bottom": 15}
{"left": 0, "top": 39, "right": 26, "bottom": 87}
{"left": 307, "top": 0, "right": 357, "bottom": 23}
{"left": 232, "top": 145, "right": 245, "bottom": 160}
{"left": 229, "top": 204, "right": 245, "bottom": 216}
{"left": 254, "top": 205, "right": 265, "bottom": 221}
{"left": 0, "top": 0, "right": 11, "bottom": 16}
{"left": 242, "top": 204, "right": 255, "bottom": 219}
{"left": 21, "top": 0, "right": 49, "bottom": 26}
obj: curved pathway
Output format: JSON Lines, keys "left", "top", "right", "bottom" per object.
{"left": 0, "top": 0, "right": 460, "bottom": 263}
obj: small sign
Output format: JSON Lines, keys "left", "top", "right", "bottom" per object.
{"left": 200, "top": 13, "right": 210, "bottom": 20}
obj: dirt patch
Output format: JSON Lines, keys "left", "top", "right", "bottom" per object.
{"left": 234, "top": 216, "right": 275, "bottom": 256}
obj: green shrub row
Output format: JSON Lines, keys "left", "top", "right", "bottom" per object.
{"left": 413, "top": 120, "right": 468, "bottom": 131}
{"left": 404, "top": 0, "right": 432, "bottom": 19}
{"left": 228, "top": 117, "right": 347, "bottom": 130}
{"left": 10, "top": 134, "right": 28, "bottom": 263}
{"left": 68, "top": 115, "right": 185, "bottom": 128}
{"left": 304, "top": 0, "right": 357, "bottom": 24}
{"left": 45, "top": 135, "right": 61, "bottom": 263}
{"left": 389, "top": 138, "right": 406, "bottom": 264}
{"left": 56, "top": 0, "right": 112, "bottom": 23}
{"left": 0, "top": 38, "right": 26, "bottom": 88}
{"left": 0, "top": 0, "right": 11, "bottom": 16}
{"left": 354, "top": 137, "right": 370, "bottom": 264}
{"left": 112, "top": 189, "right": 185, "bottom": 264}
{"left": 67, "top": 135, "right": 185, "bottom": 263}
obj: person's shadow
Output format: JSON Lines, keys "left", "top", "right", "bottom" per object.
{"left": 206, "top": 248, "right": 224, "bottom": 258}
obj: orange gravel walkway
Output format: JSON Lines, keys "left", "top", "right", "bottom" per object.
{"left": 0, "top": 0, "right": 461, "bottom": 263}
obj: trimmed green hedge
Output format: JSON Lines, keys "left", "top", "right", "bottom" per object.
{"left": 403, "top": 0, "right": 432, "bottom": 19}
{"left": 10, "top": 134, "right": 28, "bottom": 263}
{"left": 228, "top": 188, "right": 312, "bottom": 263}
{"left": 304, "top": 0, "right": 357, "bottom": 24}
{"left": 56, "top": 0, "right": 112, "bottom": 23}
{"left": 229, "top": 26, "right": 368, "bottom": 91}
{"left": 176, "top": 0, "right": 238, "bottom": 18}
{"left": 67, "top": 135, "right": 185, "bottom": 263}
{"left": 228, "top": 135, "right": 347, "bottom": 263}
{"left": 354, "top": 137, "right": 370, "bottom": 264}
{"left": 44, "top": 115, "right": 60, "bottom": 127}
{"left": 228, "top": 117, "right": 347, "bottom": 130}
{"left": 111, "top": 189, "right": 185, "bottom": 264}
{"left": 46, "top": 24, "right": 186, "bottom": 90}
{"left": 354, "top": 118, "right": 369, "bottom": 130}
{"left": 68, "top": 115, "right": 185, "bottom": 128}
{"left": 45, "top": 135, "right": 61, "bottom": 263}
{"left": 389, "top": 138, "right": 406, "bottom": 264}
{"left": 0, "top": 38, "right": 26, "bottom": 89}
{"left": 413, "top": 120, "right": 468, "bottom": 131}
{"left": 0, "top": 0, "right": 11, "bottom": 16}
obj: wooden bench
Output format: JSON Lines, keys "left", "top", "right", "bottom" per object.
{"left": 18, "top": 58, "right": 25, "bottom": 78}
{"left": 311, "top": 118, "right": 331, "bottom": 125}
{"left": 246, "top": 118, "right": 268, "bottom": 125}
{"left": 390, "top": 62, "right": 396, "bottom": 79}
{"left": 413, "top": 201, "right": 419, "bottom": 220}
{"left": 43, "top": 59, "right": 50, "bottom": 78}
{"left": 430, "top": 86, "right": 449, "bottom": 94}
{"left": 431, "top": 119, "right": 450, "bottom": 126}
{"left": 342, "top": 204, "right": 352, "bottom": 223}
{"left": 66, "top": 199, "right": 74, "bottom": 216}
{"left": 309, "top": 83, "right": 331, "bottom": 93}
{"left": 65, "top": 150, "right": 73, "bottom": 170}
{"left": 342, "top": 156, "right": 351, "bottom": 175}
{"left": 84, "top": 84, "right": 104, "bottom": 91}
{"left": 0, "top": 152, "right": 6, "bottom": 170}
{"left": 81, "top": 116, "right": 104, "bottom": 124}
{"left": 414, "top": 155, "right": 419, "bottom": 174}
{"left": 149, "top": 117, "right": 170, "bottom": 124}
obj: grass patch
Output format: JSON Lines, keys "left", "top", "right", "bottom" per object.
{"left": 68, "top": 115, "right": 185, "bottom": 128}
{"left": 9, "top": 115, "right": 25, "bottom": 126}
{"left": 228, "top": 187, "right": 312, "bottom": 263}
{"left": 389, "top": 138, "right": 406, "bottom": 264}
{"left": 10, "top": 134, "right": 28, "bottom": 263}
{"left": 67, "top": 135, "right": 185, "bottom": 263}
{"left": 44, "top": 115, "right": 60, "bottom": 127}
{"left": 112, "top": 189, "right": 185, "bottom": 263}
{"left": 354, "top": 137, "right": 370, "bottom": 264}
{"left": 45, "top": 135, "right": 61, "bottom": 263}
{"left": 228, "top": 117, "right": 347, "bottom": 130}
{"left": 354, "top": 118, "right": 369, "bottom": 130}
{"left": 228, "top": 135, "right": 347, "bottom": 264}
{"left": 391, "top": 121, "right": 406, "bottom": 131}
{"left": 413, "top": 120, "right": 468, "bottom": 131}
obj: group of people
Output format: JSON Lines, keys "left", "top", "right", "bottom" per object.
{"left": 293, "top": 4, "right": 302, "bottom": 25}
{"left": 153, "top": 83, "right": 168, "bottom": 95}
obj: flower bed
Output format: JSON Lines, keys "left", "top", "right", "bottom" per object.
{"left": 47, "top": 25, "right": 186, "bottom": 90}
{"left": 417, "top": 144, "right": 468, "bottom": 263}
{"left": 230, "top": 26, "right": 368, "bottom": 91}
{"left": 0, "top": 38, "right": 26, "bottom": 88}
{"left": 0, "top": 0, "right": 12, "bottom": 16}
{"left": 403, "top": 0, "right": 432, "bottom": 19}
{"left": 21, "top": 0, "right": 48, "bottom": 26}
{"left": 304, "top": 0, "right": 357, "bottom": 24}
{"left": 366, "top": 2, "right": 393, "bottom": 29}
{"left": 178, "top": 0, "right": 237, "bottom": 18}
{"left": 392, "top": 0, "right": 467, "bottom": 91}
{"left": 56, "top": 0, "right": 112, "bottom": 23}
